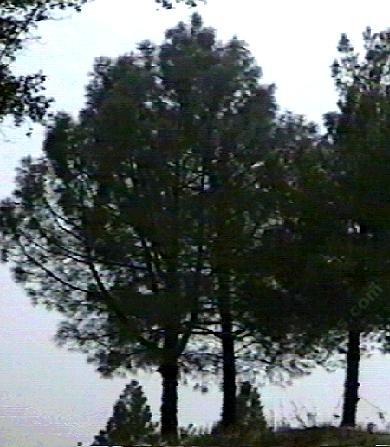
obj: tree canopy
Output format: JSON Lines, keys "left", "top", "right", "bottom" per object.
{"left": 4, "top": 3, "right": 390, "bottom": 441}
{"left": 0, "top": 0, "right": 198, "bottom": 125}
{"left": 323, "top": 27, "right": 390, "bottom": 426}
{"left": 0, "top": 13, "right": 285, "bottom": 439}
{"left": 0, "top": 0, "right": 89, "bottom": 124}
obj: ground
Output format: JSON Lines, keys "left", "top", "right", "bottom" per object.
{"left": 266, "top": 427, "right": 390, "bottom": 446}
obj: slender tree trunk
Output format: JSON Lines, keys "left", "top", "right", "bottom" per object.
{"left": 221, "top": 312, "right": 237, "bottom": 428}
{"left": 159, "top": 330, "right": 179, "bottom": 441}
{"left": 159, "top": 361, "right": 179, "bottom": 440}
{"left": 341, "top": 329, "right": 361, "bottom": 427}
{"left": 219, "top": 278, "right": 237, "bottom": 428}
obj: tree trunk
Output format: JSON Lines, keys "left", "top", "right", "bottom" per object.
{"left": 159, "top": 328, "right": 180, "bottom": 441}
{"left": 341, "top": 329, "right": 361, "bottom": 427}
{"left": 221, "top": 319, "right": 237, "bottom": 428}
{"left": 159, "top": 361, "right": 179, "bottom": 441}
{"left": 219, "top": 289, "right": 237, "bottom": 428}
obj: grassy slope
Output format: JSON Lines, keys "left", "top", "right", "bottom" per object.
{"left": 268, "top": 427, "right": 390, "bottom": 446}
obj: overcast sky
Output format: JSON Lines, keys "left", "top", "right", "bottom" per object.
{"left": 2, "top": 1, "right": 390, "bottom": 446}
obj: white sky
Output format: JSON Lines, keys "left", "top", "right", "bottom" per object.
{"left": 2, "top": 1, "right": 390, "bottom": 446}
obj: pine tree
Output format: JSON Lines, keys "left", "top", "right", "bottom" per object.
{"left": 322, "top": 28, "right": 390, "bottom": 427}
{"left": 236, "top": 381, "right": 267, "bottom": 432}
{"left": 92, "top": 380, "right": 157, "bottom": 446}
{"left": 0, "top": 14, "right": 278, "bottom": 439}
{"left": 211, "top": 380, "right": 267, "bottom": 442}
{"left": 0, "top": 0, "right": 198, "bottom": 126}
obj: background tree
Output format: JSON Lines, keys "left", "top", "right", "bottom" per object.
{"left": 195, "top": 38, "right": 277, "bottom": 428}
{"left": 263, "top": 113, "right": 381, "bottom": 429}
{"left": 236, "top": 381, "right": 267, "bottom": 432}
{"left": 321, "top": 27, "right": 390, "bottom": 427}
{"left": 152, "top": 16, "right": 328, "bottom": 430}
{"left": 92, "top": 380, "right": 157, "bottom": 446}
{"left": 0, "top": 0, "right": 199, "bottom": 126}
{"left": 204, "top": 111, "right": 333, "bottom": 428}
{"left": 0, "top": 1, "right": 89, "bottom": 125}
{"left": 261, "top": 28, "right": 390, "bottom": 429}
{"left": 238, "top": 105, "right": 378, "bottom": 429}
{"left": 210, "top": 381, "right": 267, "bottom": 442}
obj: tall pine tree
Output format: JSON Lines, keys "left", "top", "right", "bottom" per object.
{"left": 0, "top": 14, "right": 279, "bottom": 438}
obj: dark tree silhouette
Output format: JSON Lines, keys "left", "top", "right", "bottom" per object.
{"left": 0, "top": 1, "right": 88, "bottom": 124}
{"left": 0, "top": 0, "right": 198, "bottom": 126}
{"left": 236, "top": 381, "right": 267, "bottom": 432}
{"left": 92, "top": 380, "right": 157, "bottom": 446}
{"left": 0, "top": 14, "right": 278, "bottom": 439}
{"left": 323, "top": 28, "right": 390, "bottom": 427}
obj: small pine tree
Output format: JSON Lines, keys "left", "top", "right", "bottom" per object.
{"left": 92, "top": 380, "right": 157, "bottom": 446}
{"left": 211, "top": 380, "right": 267, "bottom": 440}
{"left": 236, "top": 381, "right": 267, "bottom": 432}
